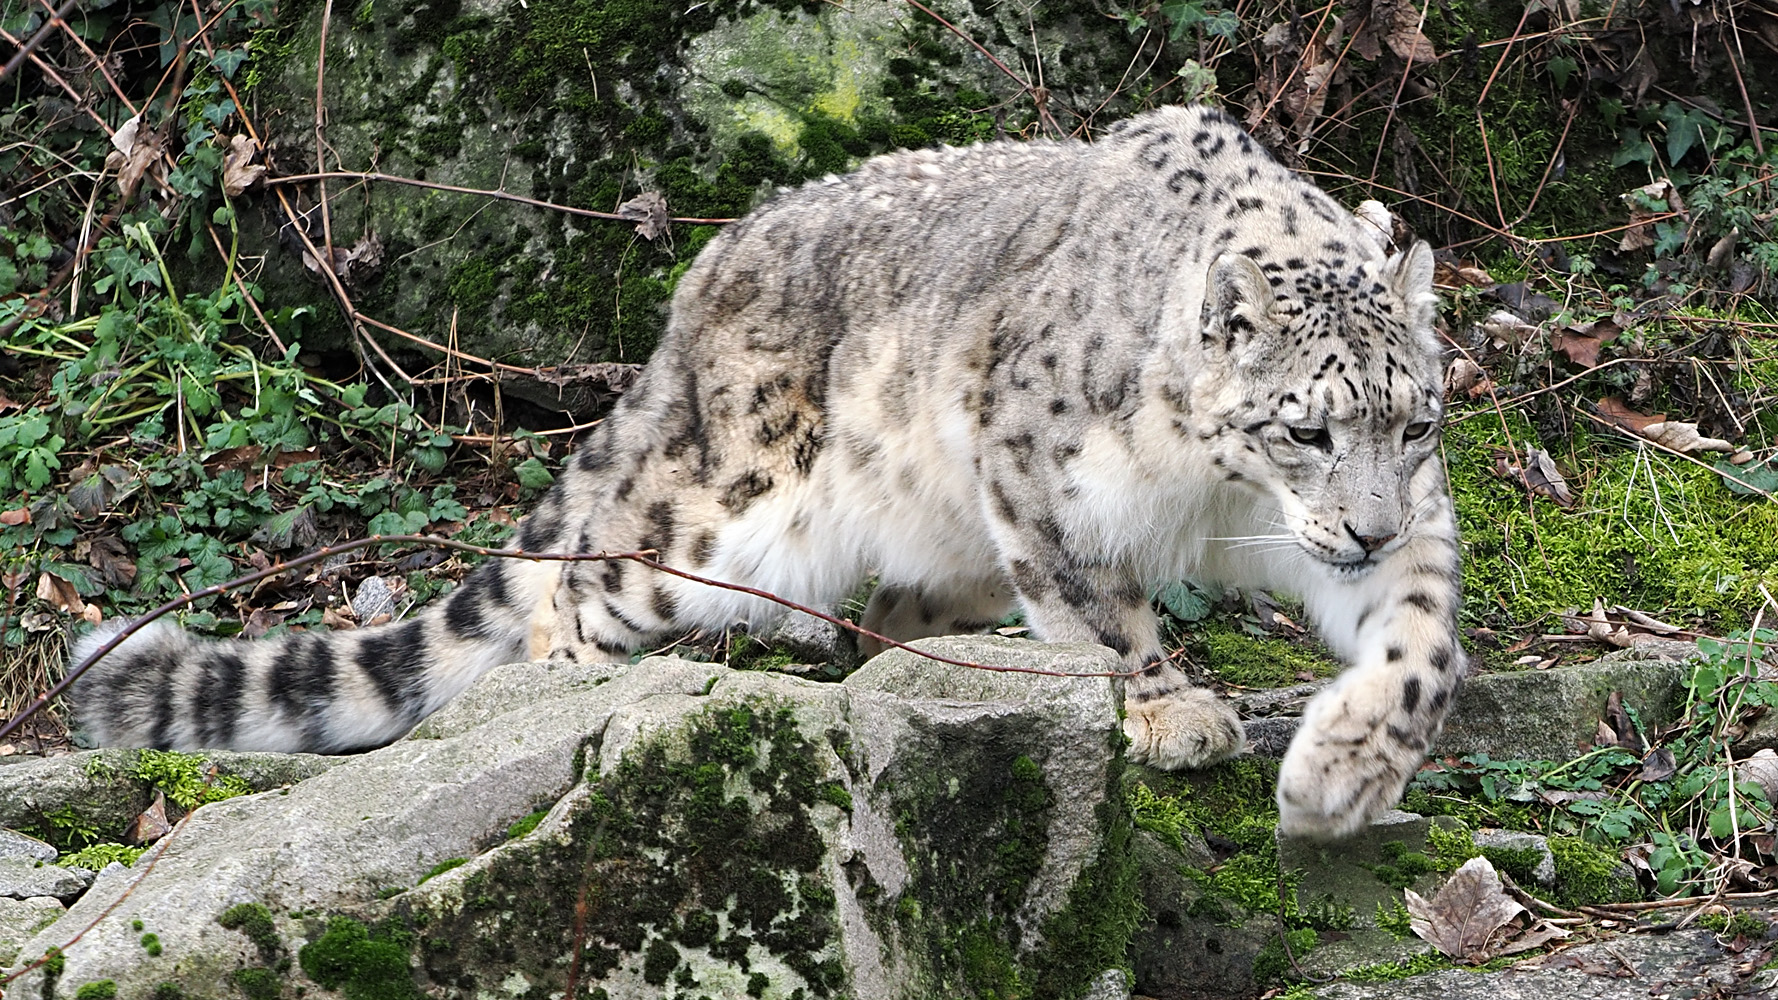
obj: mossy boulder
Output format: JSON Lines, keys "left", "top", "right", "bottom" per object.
{"left": 4, "top": 639, "right": 1137, "bottom": 999}
{"left": 233, "top": 0, "right": 1164, "bottom": 393}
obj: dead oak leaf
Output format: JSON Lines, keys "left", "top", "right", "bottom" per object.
{"left": 36, "top": 571, "right": 85, "bottom": 615}
{"left": 129, "top": 791, "right": 172, "bottom": 845}
{"left": 1596, "top": 396, "right": 1664, "bottom": 434}
{"left": 1640, "top": 420, "right": 1733, "bottom": 454}
{"left": 1550, "top": 318, "right": 1619, "bottom": 369}
{"left": 222, "top": 134, "right": 266, "bottom": 197}
{"left": 1617, "top": 179, "right": 1684, "bottom": 253}
{"left": 1593, "top": 398, "right": 1733, "bottom": 454}
{"left": 1405, "top": 856, "right": 1526, "bottom": 962}
{"left": 105, "top": 114, "right": 164, "bottom": 202}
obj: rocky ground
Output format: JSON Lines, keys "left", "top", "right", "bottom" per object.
{"left": 5, "top": 635, "right": 1776, "bottom": 1000}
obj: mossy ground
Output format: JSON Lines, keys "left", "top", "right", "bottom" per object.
{"left": 1444, "top": 413, "right": 1778, "bottom": 636}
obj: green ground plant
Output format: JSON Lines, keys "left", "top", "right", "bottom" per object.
{"left": 1410, "top": 630, "right": 1777, "bottom": 899}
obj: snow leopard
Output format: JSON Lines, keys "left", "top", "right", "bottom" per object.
{"left": 73, "top": 104, "right": 1464, "bottom": 839}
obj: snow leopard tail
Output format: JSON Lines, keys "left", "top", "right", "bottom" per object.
{"left": 70, "top": 559, "right": 542, "bottom": 754}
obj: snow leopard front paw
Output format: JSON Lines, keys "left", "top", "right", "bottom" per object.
{"left": 1123, "top": 687, "right": 1246, "bottom": 769}
{"left": 1274, "top": 690, "right": 1430, "bottom": 840}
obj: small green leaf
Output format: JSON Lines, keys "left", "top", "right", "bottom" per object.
{"left": 514, "top": 457, "right": 555, "bottom": 490}
{"left": 1715, "top": 457, "right": 1778, "bottom": 497}
{"left": 1546, "top": 55, "right": 1577, "bottom": 91}
{"left": 1154, "top": 581, "right": 1211, "bottom": 622}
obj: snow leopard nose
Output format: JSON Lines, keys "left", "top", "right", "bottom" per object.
{"left": 1345, "top": 524, "right": 1397, "bottom": 554}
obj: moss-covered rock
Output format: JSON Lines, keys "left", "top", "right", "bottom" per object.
{"left": 230, "top": 0, "right": 1164, "bottom": 396}
{"left": 5, "top": 641, "right": 1135, "bottom": 999}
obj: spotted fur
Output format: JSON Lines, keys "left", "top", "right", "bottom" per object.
{"left": 73, "top": 105, "right": 1463, "bottom": 838}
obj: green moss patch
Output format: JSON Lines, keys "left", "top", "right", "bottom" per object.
{"left": 1201, "top": 626, "right": 1339, "bottom": 688}
{"left": 408, "top": 699, "right": 843, "bottom": 996}
{"left": 299, "top": 917, "right": 423, "bottom": 1000}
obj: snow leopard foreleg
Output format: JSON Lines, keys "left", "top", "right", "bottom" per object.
{"left": 1277, "top": 500, "right": 1466, "bottom": 839}
{"left": 993, "top": 518, "right": 1245, "bottom": 769}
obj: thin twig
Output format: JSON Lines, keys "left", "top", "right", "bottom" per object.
{"left": 0, "top": 811, "right": 192, "bottom": 987}
{"left": 0, "top": 0, "right": 80, "bottom": 84}
{"left": 265, "top": 170, "right": 736, "bottom": 224}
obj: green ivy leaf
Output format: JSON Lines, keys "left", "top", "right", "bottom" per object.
{"left": 1153, "top": 581, "right": 1211, "bottom": 622}
{"left": 1546, "top": 55, "right": 1577, "bottom": 91}
{"left": 1715, "top": 456, "right": 1778, "bottom": 496}
{"left": 210, "top": 47, "right": 249, "bottom": 78}
{"left": 514, "top": 457, "right": 555, "bottom": 490}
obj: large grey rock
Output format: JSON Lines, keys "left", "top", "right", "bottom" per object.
{"left": 1472, "top": 828, "right": 1555, "bottom": 886}
{"left": 234, "top": 0, "right": 1162, "bottom": 386}
{"left": 0, "top": 896, "right": 63, "bottom": 967}
{"left": 0, "top": 830, "right": 55, "bottom": 863}
{"left": 6, "top": 639, "right": 1136, "bottom": 1000}
{"left": 1128, "top": 829, "right": 1272, "bottom": 1000}
{"left": 0, "top": 748, "right": 341, "bottom": 841}
{"left": 0, "top": 859, "right": 91, "bottom": 902}
{"left": 1435, "top": 659, "right": 1690, "bottom": 761}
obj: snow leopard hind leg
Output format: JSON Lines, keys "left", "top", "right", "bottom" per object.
{"left": 855, "top": 576, "right": 1017, "bottom": 657}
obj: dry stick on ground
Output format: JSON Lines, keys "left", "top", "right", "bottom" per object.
{"left": 183, "top": 1, "right": 413, "bottom": 396}
{"left": 33, "top": 0, "right": 139, "bottom": 116}
{"left": 1364, "top": 0, "right": 1439, "bottom": 190}
{"left": 263, "top": 171, "right": 736, "bottom": 225}
{"left": 0, "top": 0, "right": 80, "bottom": 83}
{"left": 0, "top": 535, "right": 1145, "bottom": 742}
{"left": 1471, "top": 3, "right": 1538, "bottom": 234}
{"left": 0, "top": 811, "right": 193, "bottom": 988}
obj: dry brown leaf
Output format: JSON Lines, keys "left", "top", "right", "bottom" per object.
{"left": 129, "top": 791, "right": 172, "bottom": 845}
{"left": 0, "top": 507, "right": 29, "bottom": 526}
{"left": 1740, "top": 750, "right": 1778, "bottom": 806}
{"left": 1434, "top": 257, "right": 1494, "bottom": 289}
{"left": 1481, "top": 310, "right": 1538, "bottom": 346}
{"left": 617, "top": 191, "right": 670, "bottom": 240}
{"left": 321, "top": 605, "right": 358, "bottom": 630}
{"left": 1639, "top": 420, "right": 1734, "bottom": 454}
{"left": 1617, "top": 179, "right": 1684, "bottom": 253}
{"left": 1550, "top": 318, "right": 1619, "bottom": 369}
{"left": 302, "top": 233, "right": 385, "bottom": 283}
{"left": 242, "top": 607, "right": 286, "bottom": 640}
{"left": 1405, "top": 856, "right": 1525, "bottom": 962}
{"left": 1494, "top": 447, "right": 1574, "bottom": 506}
{"left": 105, "top": 114, "right": 163, "bottom": 202}
{"left": 1444, "top": 357, "right": 1487, "bottom": 398}
{"left": 36, "top": 571, "right": 85, "bottom": 615}
{"left": 87, "top": 534, "right": 138, "bottom": 589}
{"left": 1596, "top": 396, "right": 1664, "bottom": 434}
{"left": 222, "top": 134, "right": 266, "bottom": 197}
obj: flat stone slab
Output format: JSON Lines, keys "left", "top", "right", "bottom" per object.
{"left": 0, "top": 859, "right": 92, "bottom": 902}
{"left": 1312, "top": 923, "right": 1744, "bottom": 999}
{"left": 1435, "top": 658, "right": 1690, "bottom": 761}
{"left": 0, "top": 896, "right": 64, "bottom": 967}
{"left": 0, "top": 830, "right": 56, "bottom": 863}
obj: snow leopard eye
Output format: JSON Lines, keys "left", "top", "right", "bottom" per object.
{"left": 1403, "top": 420, "right": 1435, "bottom": 443}
{"left": 1288, "top": 425, "right": 1332, "bottom": 449}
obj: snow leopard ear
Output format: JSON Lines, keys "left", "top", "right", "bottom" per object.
{"left": 1385, "top": 240, "right": 1438, "bottom": 331}
{"left": 1206, "top": 252, "right": 1280, "bottom": 365}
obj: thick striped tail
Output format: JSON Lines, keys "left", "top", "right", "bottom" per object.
{"left": 70, "top": 561, "right": 536, "bottom": 753}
